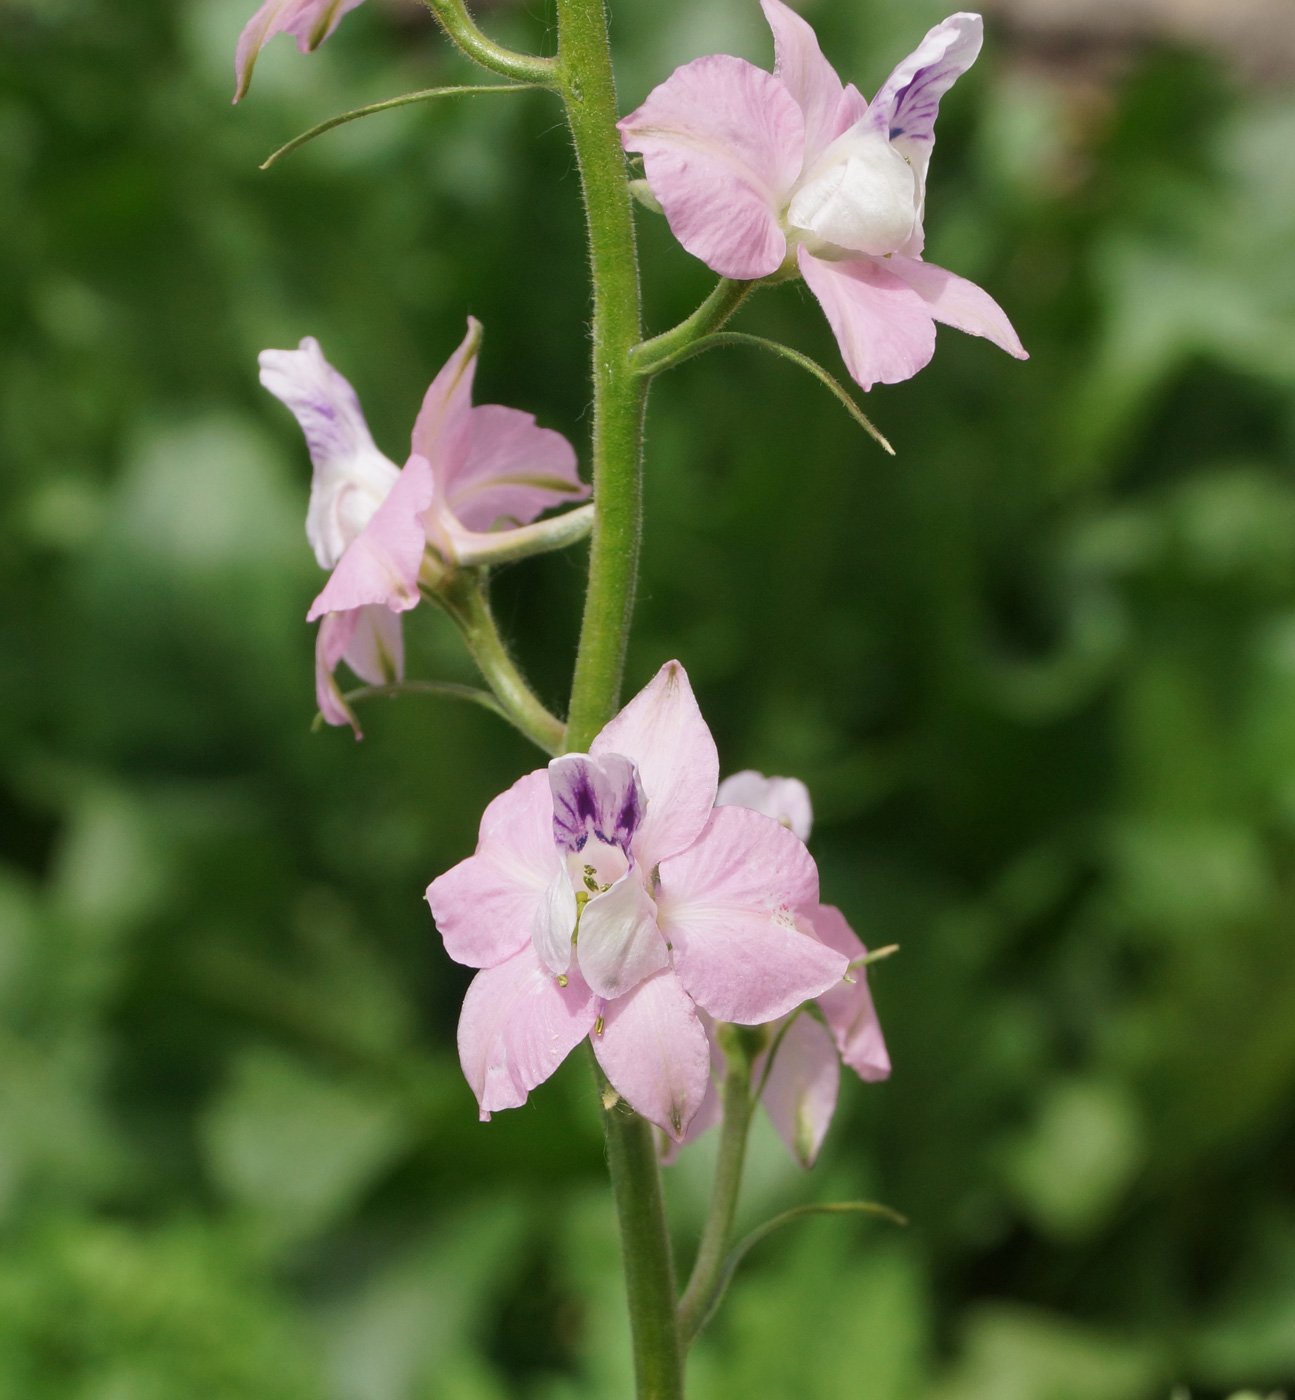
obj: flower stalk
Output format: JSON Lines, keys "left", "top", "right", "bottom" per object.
{"left": 630, "top": 277, "right": 757, "bottom": 376}
{"left": 432, "top": 571, "right": 565, "bottom": 755}
{"left": 676, "top": 1023, "right": 758, "bottom": 1346}
{"left": 420, "top": 0, "right": 557, "bottom": 84}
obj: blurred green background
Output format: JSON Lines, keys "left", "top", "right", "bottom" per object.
{"left": 3, "top": 0, "right": 1295, "bottom": 1395}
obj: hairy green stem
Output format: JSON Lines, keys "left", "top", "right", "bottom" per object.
{"left": 451, "top": 502, "right": 595, "bottom": 570}
{"left": 631, "top": 278, "right": 757, "bottom": 375}
{"left": 676, "top": 1025, "right": 757, "bottom": 1347}
{"left": 556, "top": 0, "right": 647, "bottom": 751}
{"left": 421, "top": 0, "right": 557, "bottom": 83}
{"left": 434, "top": 572, "right": 565, "bottom": 755}
{"left": 552, "top": 2, "right": 682, "bottom": 1394}
{"left": 589, "top": 1049, "right": 686, "bottom": 1400}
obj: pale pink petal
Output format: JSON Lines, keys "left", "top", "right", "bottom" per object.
{"left": 656, "top": 805, "right": 847, "bottom": 1024}
{"left": 457, "top": 944, "right": 598, "bottom": 1120}
{"left": 531, "top": 869, "right": 577, "bottom": 977}
{"left": 798, "top": 247, "right": 936, "bottom": 391}
{"left": 812, "top": 904, "right": 891, "bottom": 1081}
{"left": 443, "top": 405, "right": 587, "bottom": 533}
{"left": 759, "top": 1012, "right": 840, "bottom": 1167}
{"left": 759, "top": 0, "right": 844, "bottom": 168}
{"left": 884, "top": 254, "right": 1028, "bottom": 360}
{"left": 715, "top": 770, "right": 813, "bottom": 843}
{"left": 427, "top": 770, "right": 560, "bottom": 970}
{"left": 306, "top": 454, "right": 434, "bottom": 621}
{"left": 829, "top": 82, "right": 869, "bottom": 145}
{"left": 591, "top": 661, "right": 720, "bottom": 867}
{"left": 234, "top": 0, "right": 366, "bottom": 102}
{"left": 618, "top": 55, "right": 804, "bottom": 280}
{"left": 658, "top": 1068, "right": 721, "bottom": 1164}
{"left": 410, "top": 319, "right": 480, "bottom": 471}
{"left": 574, "top": 873, "right": 669, "bottom": 1000}
{"left": 340, "top": 602, "right": 404, "bottom": 686}
{"left": 314, "top": 610, "right": 362, "bottom": 737}
{"left": 259, "top": 337, "right": 400, "bottom": 569}
{"left": 594, "top": 970, "right": 711, "bottom": 1140}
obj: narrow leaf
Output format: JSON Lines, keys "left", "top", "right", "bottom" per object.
{"left": 685, "top": 1201, "right": 907, "bottom": 1343}
{"left": 262, "top": 83, "right": 547, "bottom": 169}
{"left": 312, "top": 679, "right": 510, "bottom": 731}
{"left": 686, "top": 333, "right": 895, "bottom": 454}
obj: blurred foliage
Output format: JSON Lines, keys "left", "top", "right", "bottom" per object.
{"left": 1, "top": 0, "right": 1295, "bottom": 1396}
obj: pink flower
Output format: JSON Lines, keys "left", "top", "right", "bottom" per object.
{"left": 234, "top": 0, "right": 366, "bottom": 103}
{"left": 717, "top": 768, "right": 814, "bottom": 841}
{"left": 670, "top": 772, "right": 890, "bottom": 1167}
{"left": 618, "top": 2, "right": 1027, "bottom": 390}
{"left": 426, "top": 662, "right": 851, "bottom": 1140}
{"left": 259, "top": 321, "right": 588, "bottom": 735}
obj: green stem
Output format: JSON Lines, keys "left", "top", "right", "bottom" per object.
{"left": 551, "top": 3, "right": 682, "bottom": 1393}
{"left": 590, "top": 1049, "right": 686, "bottom": 1400}
{"left": 421, "top": 0, "right": 557, "bottom": 83}
{"left": 676, "top": 1025, "right": 757, "bottom": 1348}
{"left": 435, "top": 572, "right": 565, "bottom": 755}
{"left": 630, "top": 278, "right": 757, "bottom": 375}
{"left": 555, "top": 0, "right": 646, "bottom": 752}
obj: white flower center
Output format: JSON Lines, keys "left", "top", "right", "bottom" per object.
{"left": 568, "top": 837, "right": 630, "bottom": 900}
{"left": 307, "top": 451, "right": 401, "bottom": 570}
{"left": 786, "top": 126, "right": 918, "bottom": 258}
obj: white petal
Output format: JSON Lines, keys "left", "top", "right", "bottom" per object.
{"left": 259, "top": 337, "right": 400, "bottom": 569}
{"left": 788, "top": 126, "right": 918, "bottom": 257}
{"left": 575, "top": 873, "right": 668, "bottom": 1000}
{"left": 531, "top": 868, "right": 577, "bottom": 976}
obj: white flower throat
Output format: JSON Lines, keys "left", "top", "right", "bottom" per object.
{"left": 569, "top": 836, "right": 629, "bottom": 902}
{"left": 786, "top": 126, "right": 918, "bottom": 257}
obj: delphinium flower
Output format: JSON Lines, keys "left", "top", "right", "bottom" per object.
{"left": 425, "top": 662, "right": 853, "bottom": 1140}
{"left": 672, "top": 771, "right": 890, "bottom": 1168}
{"left": 618, "top": 1, "right": 1027, "bottom": 390}
{"left": 234, "top": 0, "right": 367, "bottom": 103}
{"left": 260, "top": 319, "right": 588, "bottom": 734}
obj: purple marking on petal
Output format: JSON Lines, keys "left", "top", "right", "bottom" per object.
{"left": 548, "top": 753, "right": 645, "bottom": 856}
{"left": 869, "top": 14, "right": 982, "bottom": 160}
{"left": 550, "top": 756, "right": 599, "bottom": 852}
